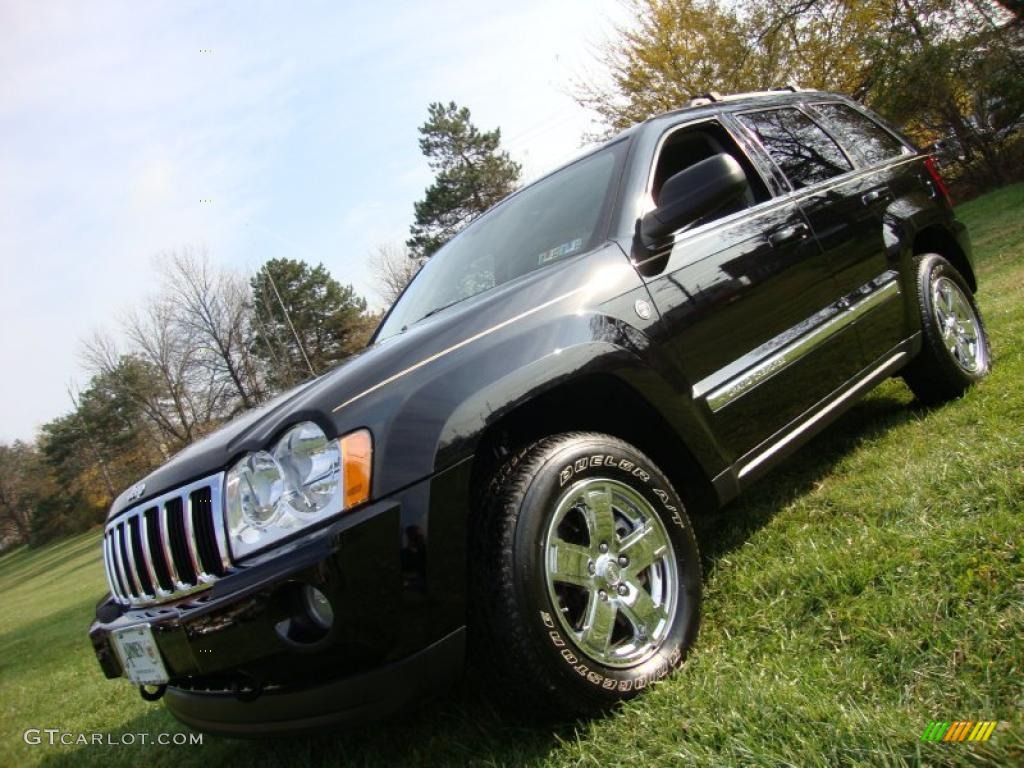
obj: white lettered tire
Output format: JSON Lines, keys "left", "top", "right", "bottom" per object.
{"left": 471, "top": 432, "right": 701, "bottom": 717}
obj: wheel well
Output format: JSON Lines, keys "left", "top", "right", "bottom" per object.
{"left": 913, "top": 226, "right": 976, "bottom": 292}
{"left": 469, "top": 374, "right": 718, "bottom": 516}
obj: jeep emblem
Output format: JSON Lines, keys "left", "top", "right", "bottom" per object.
{"left": 125, "top": 481, "right": 146, "bottom": 502}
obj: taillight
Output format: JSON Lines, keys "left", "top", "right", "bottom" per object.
{"left": 924, "top": 156, "right": 953, "bottom": 206}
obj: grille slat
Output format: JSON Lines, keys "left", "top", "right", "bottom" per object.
{"left": 191, "top": 488, "right": 225, "bottom": 577}
{"left": 128, "top": 516, "right": 155, "bottom": 598}
{"left": 136, "top": 512, "right": 164, "bottom": 597}
{"left": 166, "top": 497, "right": 197, "bottom": 585}
{"left": 158, "top": 502, "right": 183, "bottom": 588}
{"left": 102, "top": 534, "right": 121, "bottom": 600}
{"left": 183, "top": 491, "right": 210, "bottom": 583}
{"left": 109, "top": 532, "right": 128, "bottom": 599}
{"left": 144, "top": 507, "right": 173, "bottom": 592}
{"left": 117, "top": 524, "right": 139, "bottom": 597}
{"left": 103, "top": 473, "right": 230, "bottom": 607}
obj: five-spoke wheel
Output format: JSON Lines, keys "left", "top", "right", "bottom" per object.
{"left": 472, "top": 432, "right": 701, "bottom": 717}
{"left": 931, "top": 275, "right": 986, "bottom": 374}
{"left": 543, "top": 478, "right": 677, "bottom": 667}
{"left": 903, "top": 253, "right": 990, "bottom": 404}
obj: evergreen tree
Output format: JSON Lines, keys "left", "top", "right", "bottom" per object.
{"left": 250, "top": 258, "right": 370, "bottom": 390}
{"left": 407, "top": 102, "right": 521, "bottom": 259}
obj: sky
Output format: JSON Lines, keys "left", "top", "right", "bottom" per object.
{"left": 0, "top": 0, "right": 628, "bottom": 443}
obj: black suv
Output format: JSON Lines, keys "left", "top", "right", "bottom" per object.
{"left": 88, "top": 88, "right": 990, "bottom": 734}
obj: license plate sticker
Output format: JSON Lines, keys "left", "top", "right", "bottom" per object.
{"left": 111, "top": 625, "right": 169, "bottom": 685}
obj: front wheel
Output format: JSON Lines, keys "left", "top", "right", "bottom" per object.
{"left": 471, "top": 432, "right": 701, "bottom": 717}
{"left": 902, "top": 253, "right": 991, "bottom": 405}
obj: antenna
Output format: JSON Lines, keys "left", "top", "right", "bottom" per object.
{"left": 264, "top": 268, "right": 316, "bottom": 378}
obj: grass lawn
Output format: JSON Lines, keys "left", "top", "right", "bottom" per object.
{"left": 2, "top": 184, "right": 1021, "bottom": 767}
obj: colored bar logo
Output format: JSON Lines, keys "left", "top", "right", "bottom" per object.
{"left": 921, "top": 721, "right": 998, "bottom": 742}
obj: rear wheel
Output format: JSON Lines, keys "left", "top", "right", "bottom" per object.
{"left": 471, "top": 432, "right": 701, "bottom": 717}
{"left": 902, "top": 254, "right": 990, "bottom": 405}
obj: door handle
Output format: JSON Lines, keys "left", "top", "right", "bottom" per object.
{"left": 861, "top": 187, "right": 893, "bottom": 206}
{"left": 768, "top": 222, "right": 809, "bottom": 247}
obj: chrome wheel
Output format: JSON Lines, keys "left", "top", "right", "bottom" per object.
{"left": 931, "top": 275, "right": 985, "bottom": 373}
{"left": 543, "top": 477, "right": 678, "bottom": 667}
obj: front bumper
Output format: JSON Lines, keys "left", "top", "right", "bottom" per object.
{"left": 166, "top": 627, "right": 465, "bottom": 735}
{"left": 88, "top": 458, "right": 472, "bottom": 734}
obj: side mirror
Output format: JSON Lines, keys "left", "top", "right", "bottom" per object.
{"left": 640, "top": 153, "right": 749, "bottom": 244}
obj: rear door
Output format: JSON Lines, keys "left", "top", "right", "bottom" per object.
{"left": 804, "top": 101, "right": 918, "bottom": 361}
{"left": 636, "top": 117, "right": 862, "bottom": 458}
{"left": 733, "top": 105, "right": 907, "bottom": 371}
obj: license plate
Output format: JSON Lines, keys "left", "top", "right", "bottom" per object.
{"left": 111, "top": 625, "right": 169, "bottom": 685}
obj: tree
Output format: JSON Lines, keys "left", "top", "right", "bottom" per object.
{"left": 576, "top": 0, "right": 1023, "bottom": 193}
{"left": 83, "top": 304, "right": 227, "bottom": 451}
{"left": 368, "top": 242, "right": 422, "bottom": 306}
{"left": 865, "top": 0, "right": 1024, "bottom": 189}
{"left": 994, "top": 0, "right": 1022, "bottom": 19}
{"left": 0, "top": 442, "right": 50, "bottom": 547}
{"left": 250, "top": 258, "right": 371, "bottom": 390}
{"left": 159, "top": 248, "right": 266, "bottom": 410}
{"left": 575, "top": 0, "right": 767, "bottom": 134}
{"left": 407, "top": 102, "right": 521, "bottom": 259}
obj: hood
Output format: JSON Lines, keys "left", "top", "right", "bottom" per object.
{"left": 107, "top": 241, "right": 635, "bottom": 520}
{"left": 106, "top": 322, "right": 432, "bottom": 519}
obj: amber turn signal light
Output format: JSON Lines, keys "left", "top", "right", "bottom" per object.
{"left": 339, "top": 429, "right": 372, "bottom": 509}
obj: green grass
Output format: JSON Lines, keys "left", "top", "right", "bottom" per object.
{"left": 3, "top": 184, "right": 1022, "bottom": 767}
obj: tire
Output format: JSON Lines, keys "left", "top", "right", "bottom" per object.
{"left": 471, "top": 432, "right": 701, "bottom": 718}
{"left": 902, "top": 253, "right": 991, "bottom": 405}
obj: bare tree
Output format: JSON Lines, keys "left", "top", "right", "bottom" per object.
{"left": 368, "top": 243, "right": 422, "bottom": 306}
{"left": 159, "top": 248, "right": 265, "bottom": 412}
{"left": 82, "top": 302, "right": 227, "bottom": 452}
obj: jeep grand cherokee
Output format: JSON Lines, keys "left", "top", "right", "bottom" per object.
{"left": 88, "top": 87, "right": 989, "bottom": 734}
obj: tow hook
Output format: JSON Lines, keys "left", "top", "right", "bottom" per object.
{"left": 139, "top": 684, "right": 166, "bottom": 702}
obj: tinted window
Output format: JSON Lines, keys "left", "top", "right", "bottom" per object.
{"left": 651, "top": 120, "right": 770, "bottom": 209}
{"left": 739, "top": 108, "right": 853, "bottom": 189}
{"left": 813, "top": 103, "right": 909, "bottom": 166}
{"left": 376, "top": 141, "right": 626, "bottom": 341}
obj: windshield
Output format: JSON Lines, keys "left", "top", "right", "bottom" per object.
{"left": 376, "top": 140, "right": 627, "bottom": 341}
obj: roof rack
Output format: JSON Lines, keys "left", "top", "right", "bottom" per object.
{"left": 682, "top": 84, "right": 809, "bottom": 108}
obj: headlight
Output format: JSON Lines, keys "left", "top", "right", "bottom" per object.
{"left": 226, "top": 423, "right": 372, "bottom": 559}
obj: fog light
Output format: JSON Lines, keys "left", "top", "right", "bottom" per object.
{"left": 303, "top": 586, "right": 334, "bottom": 629}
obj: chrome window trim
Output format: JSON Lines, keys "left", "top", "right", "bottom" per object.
{"left": 642, "top": 115, "right": 777, "bottom": 208}
{"left": 733, "top": 104, "right": 857, "bottom": 189}
{"left": 104, "top": 471, "right": 230, "bottom": 607}
{"left": 805, "top": 100, "right": 915, "bottom": 167}
{"left": 698, "top": 272, "right": 901, "bottom": 411}
{"left": 631, "top": 150, "right": 920, "bottom": 271}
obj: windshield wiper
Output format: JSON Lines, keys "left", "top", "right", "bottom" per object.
{"left": 417, "top": 298, "right": 465, "bottom": 324}
{"left": 399, "top": 298, "right": 465, "bottom": 334}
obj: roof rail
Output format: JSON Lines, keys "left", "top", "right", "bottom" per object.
{"left": 682, "top": 84, "right": 810, "bottom": 108}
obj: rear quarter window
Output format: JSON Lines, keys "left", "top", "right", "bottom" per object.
{"left": 812, "top": 103, "right": 911, "bottom": 167}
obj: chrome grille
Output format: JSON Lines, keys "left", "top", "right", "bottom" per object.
{"left": 103, "top": 473, "right": 231, "bottom": 606}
